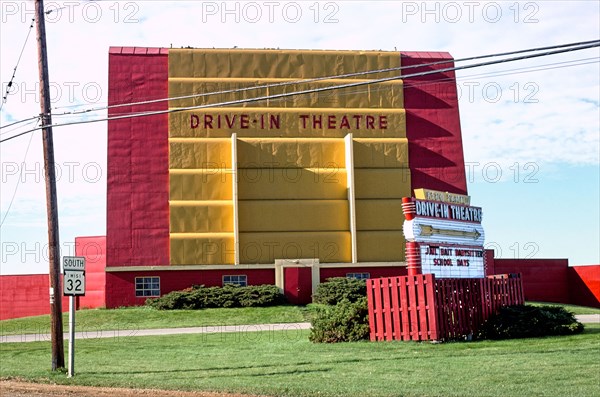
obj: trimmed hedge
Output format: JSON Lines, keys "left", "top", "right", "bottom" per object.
{"left": 478, "top": 304, "right": 584, "bottom": 340}
{"left": 309, "top": 298, "right": 370, "bottom": 343}
{"left": 146, "top": 284, "right": 286, "bottom": 310}
{"left": 312, "top": 277, "right": 366, "bottom": 305}
{"left": 309, "top": 278, "right": 370, "bottom": 343}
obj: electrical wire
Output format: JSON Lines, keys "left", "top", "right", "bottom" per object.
{"left": 0, "top": 18, "right": 35, "bottom": 113}
{"left": 5, "top": 39, "right": 599, "bottom": 127}
{"left": 0, "top": 116, "right": 42, "bottom": 135}
{"left": 402, "top": 57, "right": 600, "bottom": 91}
{"left": 19, "top": 55, "right": 600, "bottom": 129}
{"left": 44, "top": 39, "right": 600, "bottom": 118}
{"left": 1, "top": 40, "right": 599, "bottom": 144}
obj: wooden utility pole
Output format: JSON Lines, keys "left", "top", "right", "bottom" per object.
{"left": 35, "top": 0, "right": 64, "bottom": 370}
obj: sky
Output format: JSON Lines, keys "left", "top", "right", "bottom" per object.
{"left": 1, "top": 0, "right": 599, "bottom": 275}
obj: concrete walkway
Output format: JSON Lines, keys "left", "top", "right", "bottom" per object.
{"left": 1, "top": 322, "right": 312, "bottom": 343}
{"left": 575, "top": 314, "right": 600, "bottom": 324}
{"left": 2, "top": 314, "right": 598, "bottom": 344}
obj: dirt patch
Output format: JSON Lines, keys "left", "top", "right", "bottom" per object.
{"left": 0, "top": 380, "right": 263, "bottom": 397}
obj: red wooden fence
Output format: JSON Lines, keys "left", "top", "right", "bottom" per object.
{"left": 367, "top": 274, "right": 524, "bottom": 342}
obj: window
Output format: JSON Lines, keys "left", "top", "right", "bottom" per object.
{"left": 135, "top": 277, "right": 160, "bottom": 297}
{"left": 347, "top": 272, "right": 370, "bottom": 280}
{"left": 223, "top": 275, "right": 247, "bottom": 287}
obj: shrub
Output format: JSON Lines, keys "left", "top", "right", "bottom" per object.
{"left": 312, "top": 277, "right": 366, "bottom": 305}
{"left": 309, "top": 298, "right": 370, "bottom": 343}
{"left": 146, "top": 290, "right": 194, "bottom": 310}
{"left": 478, "top": 304, "right": 584, "bottom": 340}
{"left": 146, "top": 284, "right": 286, "bottom": 310}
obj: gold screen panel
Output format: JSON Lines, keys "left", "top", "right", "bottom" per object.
{"left": 237, "top": 168, "right": 347, "bottom": 200}
{"left": 355, "top": 200, "right": 404, "bottom": 231}
{"left": 168, "top": 49, "right": 408, "bottom": 266}
{"left": 237, "top": 138, "right": 345, "bottom": 169}
{"left": 239, "top": 231, "right": 351, "bottom": 264}
{"left": 353, "top": 138, "right": 410, "bottom": 168}
{"left": 170, "top": 201, "right": 233, "bottom": 233}
{"left": 169, "top": 49, "right": 401, "bottom": 79}
{"left": 357, "top": 231, "right": 405, "bottom": 262}
{"left": 169, "top": 78, "right": 404, "bottom": 109}
{"left": 170, "top": 234, "right": 235, "bottom": 265}
{"left": 169, "top": 138, "right": 232, "bottom": 169}
{"left": 354, "top": 169, "right": 412, "bottom": 199}
{"left": 169, "top": 171, "right": 232, "bottom": 201}
{"left": 239, "top": 200, "right": 349, "bottom": 232}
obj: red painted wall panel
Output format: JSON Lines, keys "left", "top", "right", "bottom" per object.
{"left": 569, "top": 265, "right": 600, "bottom": 308}
{"left": 75, "top": 236, "right": 106, "bottom": 309}
{"left": 401, "top": 52, "right": 467, "bottom": 195}
{"left": 320, "top": 267, "right": 407, "bottom": 281}
{"left": 107, "top": 47, "right": 170, "bottom": 268}
{"left": 105, "top": 269, "right": 275, "bottom": 308}
{"left": 484, "top": 249, "right": 496, "bottom": 276}
{"left": 493, "top": 259, "right": 569, "bottom": 303}
{"left": 0, "top": 275, "right": 69, "bottom": 320}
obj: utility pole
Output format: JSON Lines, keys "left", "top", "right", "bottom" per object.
{"left": 35, "top": 0, "right": 64, "bottom": 371}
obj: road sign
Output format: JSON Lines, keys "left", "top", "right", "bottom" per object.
{"left": 61, "top": 256, "right": 86, "bottom": 378}
{"left": 63, "top": 270, "right": 85, "bottom": 296}
{"left": 63, "top": 256, "right": 85, "bottom": 271}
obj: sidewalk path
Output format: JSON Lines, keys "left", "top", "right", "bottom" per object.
{"left": 1, "top": 322, "right": 312, "bottom": 343}
{"left": 2, "top": 314, "right": 598, "bottom": 344}
{"left": 575, "top": 314, "right": 600, "bottom": 324}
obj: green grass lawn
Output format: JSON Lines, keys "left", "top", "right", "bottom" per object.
{"left": 1, "top": 302, "right": 597, "bottom": 337}
{"left": 1, "top": 324, "right": 598, "bottom": 397}
{"left": 0, "top": 305, "right": 311, "bottom": 336}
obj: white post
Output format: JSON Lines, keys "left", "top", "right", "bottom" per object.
{"left": 67, "top": 296, "right": 75, "bottom": 377}
{"left": 231, "top": 133, "right": 240, "bottom": 265}
{"left": 344, "top": 134, "right": 357, "bottom": 263}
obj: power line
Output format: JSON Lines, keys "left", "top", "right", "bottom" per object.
{"left": 44, "top": 39, "right": 600, "bottom": 118}
{"left": 0, "top": 115, "right": 42, "bottom": 135}
{"left": 0, "top": 18, "right": 35, "bottom": 113}
{"left": 4, "top": 39, "right": 599, "bottom": 128}
{"left": 1, "top": 40, "right": 599, "bottom": 144}
{"left": 402, "top": 57, "right": 600, "bottom": 91}
{"left": 4, "top": 55, "right": 597, "bottom": 134}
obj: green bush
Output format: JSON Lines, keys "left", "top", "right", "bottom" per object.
{"left": 478, "top": 304, "right": 584, "bottom": 340}
{"left": 312, "top": 277, "right": 366, "bottom": 305}
{"left": 309, "top": 298, "right": 370, "bottom": 343}
{"left": 146, "top": 284, "right": 286, "bottom": 310}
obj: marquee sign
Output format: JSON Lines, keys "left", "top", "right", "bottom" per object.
{"left": 402, "top": 189, "right": 486, "bottom": 279}
{"left": 420, "top": 245, "right": 485, "bottom": 278}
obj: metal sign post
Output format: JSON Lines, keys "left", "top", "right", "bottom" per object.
{"left": 68, "top": 295, "right": 75, "bottom": 377}
{"left": 63, "top": 256, "right": 86, "bottom": 377}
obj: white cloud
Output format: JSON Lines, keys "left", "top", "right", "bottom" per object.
{"left": 1, "top": 0, "right": 599, "bottom": 272}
